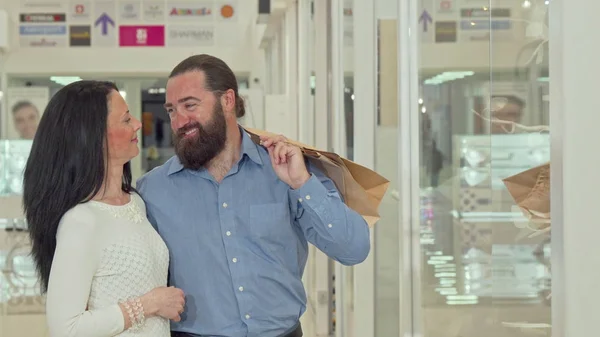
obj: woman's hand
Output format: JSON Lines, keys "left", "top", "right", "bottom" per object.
{"left": 141, "top": 286, "right": 186, "bottom": 322}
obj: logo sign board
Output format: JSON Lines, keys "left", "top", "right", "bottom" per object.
{"left": 217, "top": 3, "right": 236, "bottom": 21}
{"left": 20, "top": 13, "right": 66, "bottom": 23}
{"left": 69, "top": 1, "right": 91, "bottom": 21}
{"left": 460, "top": 8, "right": 510, "bottom": 18}
{"left": 435, "top": 21, "right": 457, "bottom": 43}
{"left": 167, "top": 25, "right": 214, "bottom": 46}
{"left": 20, "top": 25, "right": 67, "bottom": 35}
{"left": 120, "top": 1, "right": 141, "bottom": 20}
{"left": 168, "top": 2, "right": 214, "bottom": 21}
{"left": 438, "top": 0, "right": 454, "bottom": 12}
{"left": 70, "top": 25, "right": 91, "bottom": 46}
{"left": 119, "top": 25, "right": 165, "bottom": 46}
{"left": 26, "top": 37, "right": 66, "bottom": 47}
{"left": 460, "top": 20, "right": 511, "bottom": 30}
{"left": 143, "top": 2, "right": 165, "bottom": 21}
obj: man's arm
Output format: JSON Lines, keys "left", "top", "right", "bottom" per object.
{"left": 289, "top": 162, "right": 370, "bottom": 266}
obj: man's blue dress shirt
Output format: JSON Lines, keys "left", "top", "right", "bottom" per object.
{"left": 136, "top": 127, "right": 370, "bottom": 337}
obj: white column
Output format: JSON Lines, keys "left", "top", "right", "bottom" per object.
{"left": 330, "top": 0, "right": 347, "bottom": 335}
{"left": 313, "top": 1, "right": 334, "bottom": 336}
{"left": 297, "top": 0, "right": 311, "bottom": 144}
{"left": 121, "top": 80, "right": 143, "bottom": 182}
{"left": 285, "top": 3, "right": 298, "bottom": 140}
{"left": 549, "top": 0, "right": 600, "bottom": 335}
{"left": 314, "top": 0, "right": 330, "bottom": 151}
{"left": 397, "top": 0, "right": 422, "bottom": 336}
{"left": 351, "top": 0, "right": 376, "bottom": 335}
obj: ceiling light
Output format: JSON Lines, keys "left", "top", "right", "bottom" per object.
{"left": 50, "top": 76, "right": 81, "bottom": 86}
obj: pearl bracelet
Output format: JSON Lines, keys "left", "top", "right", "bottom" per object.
{"left": 120, "top": 297, "right": 146, "bottom": 331}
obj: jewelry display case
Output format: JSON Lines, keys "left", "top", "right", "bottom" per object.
{"left": 0, "top": 140, "right": 32, "bottom": 197}
{"left": 452, "top": 133, "right": 551, "bottom": 302}
{"left": 0, "top": 140, "right": 32, "bottom": 220}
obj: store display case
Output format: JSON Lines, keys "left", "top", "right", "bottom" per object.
{"left": 452, "top": 133, "right": 551, "bottom": 303}
{"left": 0, "top": 140, "right": 32, "bottom": 220}
{"left": 0, "top": 140, "right": 32, "bottom": 197}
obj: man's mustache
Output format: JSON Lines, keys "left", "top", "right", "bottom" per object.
{"left": 176, "top": 122, "right": 202, "bottom": 137}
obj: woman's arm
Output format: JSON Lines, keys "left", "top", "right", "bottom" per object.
{"left": 45, "top": 210, "right": 131, "bottom": 337}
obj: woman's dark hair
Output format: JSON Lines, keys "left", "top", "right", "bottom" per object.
{"left": 23, "top": 80, "right": 135, "bottom": 293}
{"left": 169, "top": 54, "right": 246, "bottom": 118}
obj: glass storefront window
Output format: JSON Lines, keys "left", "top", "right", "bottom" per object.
{"left": 414, "top": 0, "right": 552, "bottom": 336}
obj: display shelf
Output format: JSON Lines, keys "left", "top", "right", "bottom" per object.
{"left": 450, "top": 133, "right": 551, "bottom": 303}
{"left": 0, "top": 140, "right": 32, "bottom": 198}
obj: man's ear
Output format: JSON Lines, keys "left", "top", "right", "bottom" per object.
{"left": 221, "top": 89, "right": 236, "bottom": 114}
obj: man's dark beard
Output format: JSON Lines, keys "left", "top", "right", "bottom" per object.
{"left": 173, "top": 102, "right": 227, "bottom": 171}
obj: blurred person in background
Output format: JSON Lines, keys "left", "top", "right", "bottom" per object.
{"left": 23, "top": 80, "right": 184, "bottom": 337}
{"left": 12, "top": 100, "right": 39, "bottom": 139}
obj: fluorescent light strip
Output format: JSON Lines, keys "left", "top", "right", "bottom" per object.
{"left": 50, "top": 76, "right": 82, "bottom": 86}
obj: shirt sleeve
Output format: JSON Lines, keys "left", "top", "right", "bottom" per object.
{"left": 45, "top": 209, "right": 125, "bottom": 337}
{"left": 289, "top": 162, "right": 371, "bottom": 266}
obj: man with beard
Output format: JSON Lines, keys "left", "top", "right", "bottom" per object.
{"left": 136, "top": 54, "right": 370, "bottom": 337}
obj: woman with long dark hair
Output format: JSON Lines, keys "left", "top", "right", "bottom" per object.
{"left": 23, "top": 80, "right": 184, "bottom": 337}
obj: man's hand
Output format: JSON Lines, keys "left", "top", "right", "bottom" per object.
{"left": 260, "top": 134, "right": 310, "bottom": 189}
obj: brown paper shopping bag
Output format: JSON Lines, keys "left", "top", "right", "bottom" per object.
{"left": 502, "top": 162, "right": 550, "bottom": 227}
{"left": 244, "top": 128, "right": 390, "bottom": 227}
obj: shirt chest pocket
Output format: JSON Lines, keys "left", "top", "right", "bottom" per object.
{"left": 248, "top": 202, "right": 295, "bottom": 245}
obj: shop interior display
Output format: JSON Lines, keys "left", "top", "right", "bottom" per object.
{"left": 0, "top": 218, "right": 44, "bottom": 315}
{"left": 0, "top": 140, "right": 33, "bottom": 197}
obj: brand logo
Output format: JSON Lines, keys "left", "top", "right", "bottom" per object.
{"left": 20, "top": 25, "right": 67, "bottom": 35}
{"left": 75, "top": 4, "right": 85, "bottom": 14}
{"left": 439, "top": 0, "right": 452, "bottom": 11}
{"left": 121, "top": 3, "right": 139, "bottom": 19}
{"left": 30, "top": 38, "right": 58, "bottom": 46}
{"left": 170, "top": 7, "right": 211, "bottom": 16}
{"left": 460, "top": 8, "right": 510, "bottom": 18}
{"left": 170, "top": 28, "right": 213, "bottom": 40}
{"left": 20, "top": 13, "right": 66, "bottom": 23}
{"left": 168, "top": 26, "right": 214, "bottom": 46}
{"left": 144, "top": 4, "right": 164, "bottom": 19}
{"left": 70, "top": 25, "right": 91, "bottom": 46}
{"left": 136, "top": 28, "right": 148, "bottom": 44}
{"left": 220, "top": 5, "right": 234, "bottom": 18}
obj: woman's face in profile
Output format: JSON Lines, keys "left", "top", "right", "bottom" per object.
{"left": 13, "top": 105, "right": 39, "bottom": 139}
{"left": 106, "top": 90, "right": 142, "bottom": 164}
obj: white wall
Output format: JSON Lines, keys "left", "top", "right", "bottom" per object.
{"left": 0, "top": 0, "right": 259, "bottom": 76}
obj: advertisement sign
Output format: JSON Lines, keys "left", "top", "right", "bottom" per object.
{"left": 5, "top": 87, "right": 49, "bottom": 140}
{"left": 216, "top": 2, "right": 237, "bottom": 22}
{"left": 19, "top": 25, "right": 67, "bottom": 47}
{"left": 20, "top": 25, "right": 66, "bottom": 35}
{"left": 68, "top": 1, "right": 91, "bottom": 21}
{"left": 69, "top": 25, "right": 91, "bottom": 46}
{"left": 119, "top": 25, "right": 165, "bottom": 46}
{"left": 167, "top": 25, "right": 214, "bottom": 46}
{"left": 460, "top": 20, "right": 511, "bottom": 30}
{"left": 20, "top": 13, "right": 66, "bottom": 23}
{"left": 143, "top": 1, "right": 166, "bottom": 21}
{"left": 120, "top": 1, "right": 141, "bottom": 21}
{"left": 168, "top": 2, "right": 214, "bottom": 22}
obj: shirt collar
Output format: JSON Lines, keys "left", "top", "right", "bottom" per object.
{"left": 167, "top": 125, "right": 263, "bottom": 176}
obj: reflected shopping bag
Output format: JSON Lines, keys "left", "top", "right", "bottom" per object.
{"left": 244, "top": 128, "right": 390, "bottom": 227}
{"left": 502, "top": 162, "right": 550, "bottom": 227}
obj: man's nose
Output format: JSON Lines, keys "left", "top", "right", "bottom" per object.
{"left": 172, "top": 112, "right": 191, "bottom": 130}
